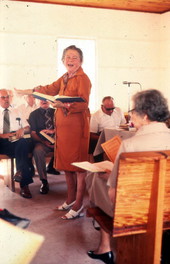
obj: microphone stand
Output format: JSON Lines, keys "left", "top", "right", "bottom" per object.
{"left": 127, "top": 83, "right": 131, "bottom": 113}
{"left": 123, "top": 81, "right": 142, "bottom": 122}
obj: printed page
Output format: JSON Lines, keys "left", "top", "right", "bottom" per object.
{"left": 71, "top": 160, "right": 114, "bottom": 172}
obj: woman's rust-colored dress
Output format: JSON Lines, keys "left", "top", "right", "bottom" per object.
{"left": 37, "top": 67, "right": 91, "bottom": 171}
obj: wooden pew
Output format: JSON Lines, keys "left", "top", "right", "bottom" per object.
{"left": 0, "top": 152, "right": 54, "bottom": 193}
{"left": 87, "top": 151, "right": 170, "bottom": 264}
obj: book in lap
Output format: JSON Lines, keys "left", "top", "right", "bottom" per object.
{"left": 33, "top": 92, "right": 85, "bottom": 103}
{"left": 40, "top": 131, "right": 55, "bottom": 144}
{"left": 8, "top": 134, "right": 31, "bottom": 143}
{"left": 71, "top": 160, "right": 114, "bottom": 173}
{"left": 71, "top": 136, "right": 121, "bottom": 172}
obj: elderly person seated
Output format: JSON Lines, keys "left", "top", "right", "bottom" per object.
{"left": 86, "top": 89, "right": 170, "bottom": 264}
{"left": 0, "top": 89, "right": 34, "bottom": 198}
{"left": 28, "top": 99, "right": 60, "bottom": 194}
{"left": 89, "top": 96, "right": 126, "bottom": 162}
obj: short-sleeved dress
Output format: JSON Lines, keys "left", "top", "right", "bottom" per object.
{"left": 37, "top": 67, "right": 91, "bottom": 171}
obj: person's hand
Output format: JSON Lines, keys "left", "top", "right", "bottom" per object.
{"left": 41, "top": 129, "right": 55, "bottom": 135}
{"left": 49, "top": 100, "right": 64, "bottom": 109}
{"left": 43, "top": 140, "right": 54, "bottom": 149}
{"left": 0, "top": 132, "right": 16, "bottom": 139}
{"left": 98, "top": 171, "right": 110, "bottom": 181}
{"left": 33, "top": 85, "right": 41, "bottom": 91}
{"left": 15, "top": 128, "right": 24, "bottom": 139}
{"left": 63, "top": 102, "right": 73, "bottom": 109}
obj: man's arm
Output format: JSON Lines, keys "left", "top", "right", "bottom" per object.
{"left": 0, "top": 126, "right": 29, "bottom": 139}
{"left": 31, "top": 131, "right": 45, "bottom": 143}
{"left": 15, "top": 126, "right": 30, "bottom": 139}
{"left": 31, "top": 131, "right": 54, "bottom": 149}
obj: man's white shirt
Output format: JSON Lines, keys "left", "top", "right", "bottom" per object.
{"left": 90, "top": 107, "right": 126, "bottom": 133}
{"left": 0, "top": 106, "right": 28, "bottom": 133}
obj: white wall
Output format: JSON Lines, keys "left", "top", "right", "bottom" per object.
{"left": 0, "top": 1, "right": 170, "bottom": 111}
{"left": 160, "top": 11, "right": 170, "bottom": 102}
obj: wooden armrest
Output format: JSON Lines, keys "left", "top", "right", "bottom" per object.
{"left": 0, "top": 155, "right": 13, "bottom": 160}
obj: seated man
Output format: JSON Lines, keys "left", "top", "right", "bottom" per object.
{"left": 86, "top": 89, "right": 170, "bottom": 264}
{"left": 28, "top": 100, "right": 60, "bottom": 195}
{"left": 19, "top": 95, "right": 58, "bottom": 176}
{"left": 0, "top": 89, "right": 33, "bottom": 199}
{"left": 19, "top": 94, "right": 38, "bottom": 122}
{"left": 89, "top": 96, "right": 126, "bottom": 162}
{"left": 18, "top": 94, "right": 39, "bottom": 176}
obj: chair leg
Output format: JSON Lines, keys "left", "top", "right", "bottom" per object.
{"left": 11, "top": 158, "right": 15, "bottom": 192}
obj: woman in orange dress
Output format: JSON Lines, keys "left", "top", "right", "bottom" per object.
{"left": 16, "top": 45, "right": 91, "bottom": 219}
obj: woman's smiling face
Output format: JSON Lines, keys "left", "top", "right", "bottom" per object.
{"left": 63, "top": 49, "right": 82, "bottom": 75}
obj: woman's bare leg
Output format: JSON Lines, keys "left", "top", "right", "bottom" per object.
{"left": 64, "top": 171, "right": 77, "bottom": 204}
{"left": 88, "top": 228, "right": 114, "bottom": 263}
{"left": 61, "top": 171, "right": 87, "bottom": 219}
{"left": 72, "top": 171, "right": 87, "bottom": 211}
{"left": 95, "top": 228, "right": 111, "bottom": 254}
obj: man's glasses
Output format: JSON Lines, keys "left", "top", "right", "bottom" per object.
{"left": 128, "top": 108, "right": 136, "bottom": 114}
{"left": 0, "top": 96, "right": 10, "bottom": 100}
{"left": 102, "top": 105, "right": 115, "bottom": 111}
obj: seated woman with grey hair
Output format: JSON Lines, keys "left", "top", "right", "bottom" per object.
{"left": 86, "top": 89, "right": 170, "bottom": 264}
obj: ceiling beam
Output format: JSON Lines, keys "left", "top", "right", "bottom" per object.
{"left": 12, "top": 0, "right": 170, "bottom": 14}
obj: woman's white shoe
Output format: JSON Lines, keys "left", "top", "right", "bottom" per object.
{"left": 54, "top": 201, "right": 75, "bottom": 211}
{"left": 61, "top": 205, "right": 84, "bottom": 220}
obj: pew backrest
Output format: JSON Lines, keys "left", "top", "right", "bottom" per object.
{"left": 112, "top": 150, "right": 170, "bottom": 264}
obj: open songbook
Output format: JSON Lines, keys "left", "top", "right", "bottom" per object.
{"left": 71, "top": 160, "right": 114, "bottom": 173}
{"left": 40, "top": 131, "right": 55, "bottom": 144}
{"left": 33, "top": 92, "right": 85, "bottom": 103}
{"left": 72, "top": 135, "right": 122, "bottom": 172}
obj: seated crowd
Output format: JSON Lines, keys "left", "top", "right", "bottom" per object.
{"left": 0, "top": 89, "right": 59, "bottom": 198}
{"left": 0, "top": 88, "right": 170, "bottom": 264}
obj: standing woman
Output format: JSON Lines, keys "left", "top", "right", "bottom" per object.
{"left": 16, "top": 45, "right": 91, "bottom": 219}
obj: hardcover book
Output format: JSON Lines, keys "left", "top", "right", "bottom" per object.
{"left": 33, "top": 92, "right": 85, "bottom": 103}
{"left": 40, "top": 131, "right": 55, "bottom": 144}
{"left": 8, "top": 134, "right": 31, "bottom": 143}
